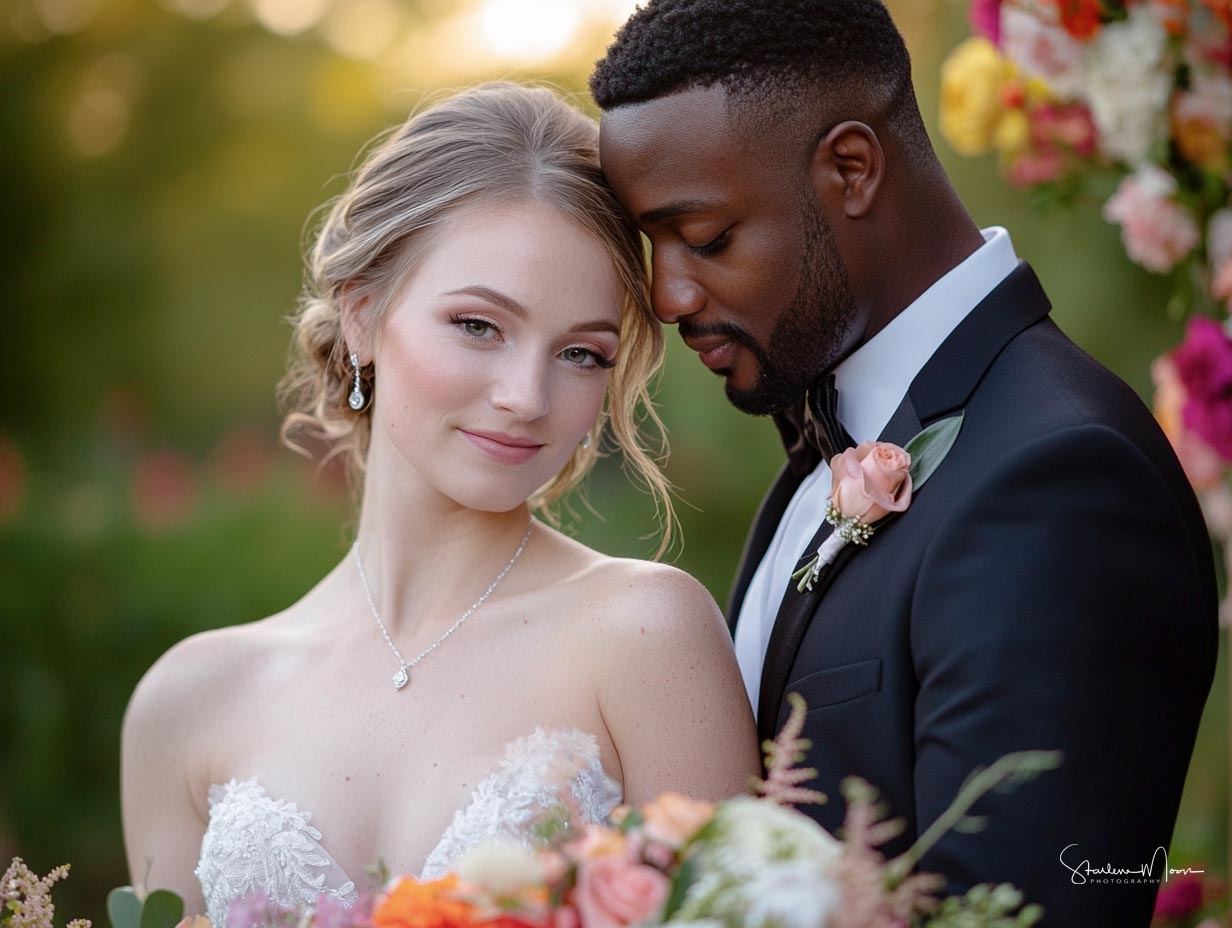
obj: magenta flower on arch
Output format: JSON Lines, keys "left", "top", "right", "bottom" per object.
{"left": 969, "top": 0, "right": 1002, "bottom": 44}
{"left": 1173, "top": 317, "right": 1232, "bottom": 462}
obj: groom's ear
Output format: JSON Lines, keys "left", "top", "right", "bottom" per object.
{"left": 808, "top": 121, "right": 884, "bottom": 221}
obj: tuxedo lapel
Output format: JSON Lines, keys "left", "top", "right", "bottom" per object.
{"left": 726, "top": 463, "right": 805, "bottom": 634}
{"left": 754, "top": 261, "right": 1053, "bottom": 742}
{"left": 755, "top": 393, "right": 921, "bottom": 742}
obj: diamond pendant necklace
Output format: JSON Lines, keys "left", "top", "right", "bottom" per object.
{"left": 353, "top": 521, "right": 533, "bottom": 691}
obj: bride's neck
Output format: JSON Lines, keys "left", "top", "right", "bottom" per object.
{"left": 350, "top": 447, "right": 534, "bottom": 636}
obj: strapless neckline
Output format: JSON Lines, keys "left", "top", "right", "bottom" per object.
{"left": 195, "top": 727, "right": 622, "bottom": 927}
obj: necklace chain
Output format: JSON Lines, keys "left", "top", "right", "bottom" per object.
{"left": 352, "top": 521, "right": 533, "bottom": 690}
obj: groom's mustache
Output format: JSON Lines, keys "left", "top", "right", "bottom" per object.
{"left": 677, "top": 320, "right": 759, "bottom": 353}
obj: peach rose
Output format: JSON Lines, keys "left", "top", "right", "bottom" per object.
{"left": 567, "top": 825, "right": 628, "bottom": 861}
{"left": 641, "top": 792, "right": 714, "bottom": 849}
{"left": 174, "top": 918, "right": 211, "bottom": 928}
{"left": 829, "top": 441, "right": 913, "bottom": 523}
{"left": 573, "top": 856, "right": 669, "bottom": 928}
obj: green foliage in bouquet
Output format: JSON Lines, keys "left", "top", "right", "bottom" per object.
{"left": 105, "top": 886, "right": 182, "bottom": 928}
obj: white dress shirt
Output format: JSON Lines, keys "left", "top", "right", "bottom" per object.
{"left": 734, "top": 227, "right": 1020, "bottom": 716}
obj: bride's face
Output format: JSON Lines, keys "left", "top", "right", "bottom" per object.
{"left": 366, "top": 200, "right": 624, "bottom": 511}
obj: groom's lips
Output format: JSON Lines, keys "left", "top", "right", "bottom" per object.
{"left": 683, "top": 335, "right": 738, "bottom": 373}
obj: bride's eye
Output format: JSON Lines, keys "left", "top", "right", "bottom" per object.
{"left": 452, "top": 316, "right": 500, "bottom": 339}
{"left": 560, "top": 346, "right": 615, "bottom": 369}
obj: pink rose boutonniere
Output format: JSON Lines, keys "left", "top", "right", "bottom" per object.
{"left": 793, "top": 413, "right": 965, "bottom": 593}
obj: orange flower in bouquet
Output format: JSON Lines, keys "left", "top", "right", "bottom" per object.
{"left": 374, "top": 875, "right": 480, "bottom": 928}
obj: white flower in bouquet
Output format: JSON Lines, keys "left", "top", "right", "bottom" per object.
{"left": 674, "top": 798, "right": 842, "bottom": 928}
{"left": 1001, "top": 5, "right": 1087, "bottom": 101}
{"left": 455, "top": 840, "right": 543, "bottom": 896}
{"left": 1085, "top": 3, "right": 1172, "bottom": 164}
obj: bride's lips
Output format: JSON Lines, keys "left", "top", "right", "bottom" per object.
{"left": 459, "top": 429, "right": 546, "bottom": 464}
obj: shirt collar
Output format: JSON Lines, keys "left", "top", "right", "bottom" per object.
{"left": 833, "top": 226, "right": 1018, "bottom": 443}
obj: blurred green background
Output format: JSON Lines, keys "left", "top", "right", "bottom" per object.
{"left": 0, "top": 0, "right": 1224, "bottom": 923}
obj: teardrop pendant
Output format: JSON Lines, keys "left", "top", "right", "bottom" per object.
{"left": 348, "top": 387, "right": 365, "bottom": 410}
{"left": 392, "top": 665, "right": 409, "bottom": 690}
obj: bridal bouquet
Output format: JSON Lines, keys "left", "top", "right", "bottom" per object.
{"left": 8, "top": 699, "right": 1057, "bottom": 928}
{"left": 939, "top": 0, "right": 1231, "bottom": 312}
{"left": 209, "top": 696, "right": 1056, "bottom": 928}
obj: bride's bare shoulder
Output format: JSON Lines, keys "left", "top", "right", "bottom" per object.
{"left": 541, "top": 530, "right": 725, "bottom": 640}
{"left": 121, "top": 603, "right": 309, "bottom": 751}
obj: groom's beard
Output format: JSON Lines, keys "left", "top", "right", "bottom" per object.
{"left": 722, "top": 196, "right": 858, "bottom": 417}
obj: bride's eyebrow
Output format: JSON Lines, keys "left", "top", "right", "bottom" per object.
{"left": 444, "top": 285, "right": 620, "bottom": 337}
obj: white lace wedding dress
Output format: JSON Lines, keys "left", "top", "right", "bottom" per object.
{"left": 195, "top": 728, "right": 622, "bottom": 927}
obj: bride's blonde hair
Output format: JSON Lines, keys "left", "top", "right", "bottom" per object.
{"left": 279, "top": 82, "right": 673, "bottom": 552}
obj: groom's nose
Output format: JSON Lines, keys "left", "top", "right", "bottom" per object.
{"left": 651, "top": 264, "right": 706, "bottom": 325}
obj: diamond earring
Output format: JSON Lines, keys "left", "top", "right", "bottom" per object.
{"left": 348, "top": 352, "right": 367, "bottom": 410}
{"left": 580, "top": 434, "right": 592, "bottom": 450}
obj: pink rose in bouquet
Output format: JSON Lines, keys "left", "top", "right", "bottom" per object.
{"left": 573, "top": 856, "right": 669, "bottom": 928}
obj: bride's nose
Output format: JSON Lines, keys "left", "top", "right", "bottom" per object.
{"left": 489, "top": 354, "right": 550, "bottom": 421}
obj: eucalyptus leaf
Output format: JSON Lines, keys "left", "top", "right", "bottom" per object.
{"left": 661, "top": 854, "right": 699, "bottom": 920}
{"left": 905, "top": 412, "right": 965, "bottom": 491}
{"left": 953, "top": 814, "right": 989, "bottom": 834}
{"left": 107, "top": 887, "right": 143, "bottom": 928}
{"left": 138, "top": 890, "right": 183, "bottom": 928}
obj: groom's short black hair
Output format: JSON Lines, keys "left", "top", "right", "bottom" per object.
{"left": 590, "top": 0, "right": 930, "bottom": 156}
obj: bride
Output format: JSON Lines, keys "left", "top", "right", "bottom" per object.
{"left": 120, "top": 83, "right": 759, "bottom": 924}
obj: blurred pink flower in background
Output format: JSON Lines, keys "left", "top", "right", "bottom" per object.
{"left": 1001, "top": 5, "right": 1088, "bottom": 99}
{"left": 1210, "top": 209, "right": 1232, "bottom": 312}
{"left": 1153, "top": 354, "right": 1226, "bottom": 488}
{"left": 131, "top": 448, "right": 197, "bottom": 532}
{"left": 1172, "top": 317, "right": 1232, "bottom": 461}
{"left": 969, "top": 0, "right": 1003, "bottom": 44}
{"left": 0, "top": 436, "right": 26, "bottom": 525}
{"left": 1009, "top": 146, "right": 1067, "bottom": 186}
{"left": 1103, "top": 165, "right": 1201, "bottom": 272}
{"left": 210, "top": 426, "right": 273, "bottom": 494}
{"left": 1152, "top": 871, "right": 1205, "bottom": 918}
{"left": 1031, "top": 103, "right": 1097, "bottom": 154}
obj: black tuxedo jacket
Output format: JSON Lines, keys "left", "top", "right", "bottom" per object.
{"left": 728, "top": 263, "right": 1217, "bottom": 926}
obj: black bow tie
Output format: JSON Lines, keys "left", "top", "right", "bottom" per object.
{"left": 773, "top": 374, "right": 857, "bottom": 476}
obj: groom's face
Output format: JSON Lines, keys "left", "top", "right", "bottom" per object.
{"left": 600, "top": 84, "right": 858, "bottom": 415}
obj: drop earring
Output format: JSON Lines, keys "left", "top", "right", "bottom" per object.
{"left": 348, "top": 352, "right": 367, "bottom": 410}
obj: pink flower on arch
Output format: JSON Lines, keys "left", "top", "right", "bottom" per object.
{"left": 1172, "top": 317, "right": 1232, "bottom": 463}
{"left": 1102, "top": 165, "right": 1200, "bottom": 273}
{"left": 970, "top": 0, "right": 1003, "bottom": 44}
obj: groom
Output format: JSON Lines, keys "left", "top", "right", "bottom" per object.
{"left": 591, "top": 0, "right": 1217, "bottom": 924}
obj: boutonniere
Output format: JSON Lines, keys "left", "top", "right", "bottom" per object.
{"left": 791, "top": 412, "right": 965, "bottom": 593}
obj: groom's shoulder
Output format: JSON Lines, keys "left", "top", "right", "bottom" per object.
{"left": 972, "top": 318, "right": 1173, "bottom": 462}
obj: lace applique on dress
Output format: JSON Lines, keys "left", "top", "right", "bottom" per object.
{"left": 196, "top": 778, "right": 358, "bottom": 928}
{"left": 195, "top": 729, "right": 621, "bottom": 921}
{"left": 418, "top": 727, "right": 623, "bottom": 880}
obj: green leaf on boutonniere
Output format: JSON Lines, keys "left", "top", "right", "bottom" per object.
{"left": 904, "top": 411, "right": 964, "bottom": 491}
